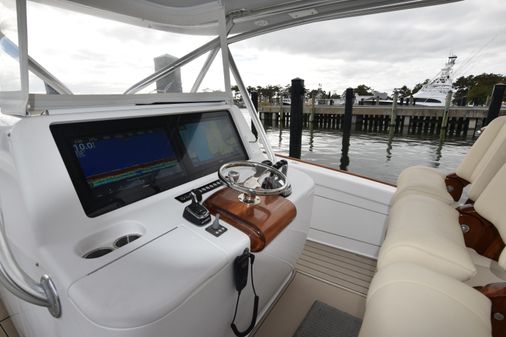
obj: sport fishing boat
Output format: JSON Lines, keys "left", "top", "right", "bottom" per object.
{"left": 413, "top": 54, "right": 458, "bottom": 106}
{"left": 0, "top": 1, "right": 505, "bottom": 337}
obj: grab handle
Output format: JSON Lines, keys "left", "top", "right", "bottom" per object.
{"left": 0, "top": 210, "right": 61, "bottom": 318}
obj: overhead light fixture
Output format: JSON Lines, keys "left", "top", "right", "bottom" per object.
{"left": 288, "top": 8, "right": 318, "bottom": 19}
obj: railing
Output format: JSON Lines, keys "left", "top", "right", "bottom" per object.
{"left": 0, "top": 209, "right": 61, "bottom": 318}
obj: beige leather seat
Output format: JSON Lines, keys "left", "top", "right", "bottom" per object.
{"left": 359, "top": 263, "right": 492, "bottom": 337}
{"left": 378, "top": 162, "right": 506, "bottom": 280}
{"left": 392, "top": 116, "right": 506, "bottom": 205}
{"left": 378, "top": 193, "right": 476, "bottom": 280}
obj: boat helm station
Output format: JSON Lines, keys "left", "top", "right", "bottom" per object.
{"left": 2, "top": 1, "right": 494, "bottom": 337}
{"left": 0, "top": 89, "right": 315, "bottom": 335}
{"left": 5, "top": 101, "right": 315, "bottom": 337}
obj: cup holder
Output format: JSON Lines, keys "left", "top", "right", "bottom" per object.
{"left": 113, "top": 234, "right": 141, "bottom": 248}
{"left": 83, "top": 248, "right": 114, "bottom": 259}
{"left": 82, "top": 233, "right": 142, "bottom": 259}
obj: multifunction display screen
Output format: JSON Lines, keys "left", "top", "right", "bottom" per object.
{"left": 73, "top": 129, "right": 182, "bottom": 194}
{"left": 51, "top": 111, "right": 247, "bottom": 217}
{"left": 179, "top": 116, "right": 245, "bottom": 168}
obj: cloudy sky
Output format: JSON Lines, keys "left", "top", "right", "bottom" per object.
{"left": 12, "top": 0, "right": 506, "bottom": 95}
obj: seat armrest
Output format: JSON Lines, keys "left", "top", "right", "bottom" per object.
{"left": 458, "top": 205, "right": 505, "bottom": 261}
{"left": 475, "top": 283, "right": 506, "bottom": 337}
{"left": 446, "top": 172, "right": 470, "bottom": 201}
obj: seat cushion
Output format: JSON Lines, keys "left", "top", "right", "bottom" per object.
{"left": 392, "top": 166, "right": 454, "bottom": 205}
{"left": 457, "top": 116, "right": 506, "bottom": 183}
{"left": 378, "top": 194, "right": 476, "bottom": 280}
{"left": 392, "top": 117, "right": 506, "bottom": 205}
{"left": 467, "top": 123, "right": 506, "bottom": 201}
{"left": 359, "top": 263, "right": 492, "bottom": 337}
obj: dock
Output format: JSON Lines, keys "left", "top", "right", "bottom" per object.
{"left": 259, "top": 105, "right": 501, "bottom": 137}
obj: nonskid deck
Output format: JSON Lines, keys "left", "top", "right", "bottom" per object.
{"left": 296, "top": 240, "right": 376, "bottom": 296}
{"left": 254, "top": 240, "right": 376, "bottom": 337}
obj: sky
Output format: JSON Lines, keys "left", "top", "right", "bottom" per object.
{"left": 3, "top": 0, "right": 505, "bottom": 96}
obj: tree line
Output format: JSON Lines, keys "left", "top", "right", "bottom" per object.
{"left": 231, "top": 84, "right": 340, "bottom": 104}
{"left": 234, "top": 72, "right": 505, "bottom": 106}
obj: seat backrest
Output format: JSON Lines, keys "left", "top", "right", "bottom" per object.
{"left": 457, "top": 116, "right": 506, "bottom": 184}
{"left": 467, "top": 124, "right": 506, "bottom": 201}
{"left": 475, "top": 163, "right": 506, "bottom": 269}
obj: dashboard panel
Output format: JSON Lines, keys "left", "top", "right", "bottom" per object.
{"left": 51, "top": 110, "right": 248, "bottom": 217}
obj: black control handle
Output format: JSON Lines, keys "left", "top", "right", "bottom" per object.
{"left": 190, "top": 189, "right": 203, "bottom": 203}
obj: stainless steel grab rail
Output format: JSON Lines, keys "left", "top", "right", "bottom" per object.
{"left": 0, "top": 210, "right": 61, "bottom": 318}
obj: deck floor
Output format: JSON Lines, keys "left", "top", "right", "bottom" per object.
{"left": 0, "top": 300, "right": 19, "bottom": 337}
{"left": 296, "top": 240, "right": 376, "bottom": 296}
{"left": 254, "top": 240, "right": 377, "bottom": 337}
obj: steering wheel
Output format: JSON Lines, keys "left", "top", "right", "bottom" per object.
{"left": 218, "top": 161, "right": 288, "bottom": 205}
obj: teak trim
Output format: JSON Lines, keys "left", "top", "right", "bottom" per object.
{"left": 475, "top": 283, "right": 506, "bottom": 337}
{"left": 458, "top": 204, "right": 505, "bottom": 261}
{"left": 204, "top": 188, "right": 296, "bottom": 252}
{"left": 445, "top": 172, "right": 469, "bottom": 201}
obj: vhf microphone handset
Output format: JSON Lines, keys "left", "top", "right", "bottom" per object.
{"left": 230, "top": 249, "right": 259, "bottom": 337}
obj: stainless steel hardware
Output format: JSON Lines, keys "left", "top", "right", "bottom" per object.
{"left": 460, "top": 224, "right": 470, "bottom": 234}
{"left": 0, "top": 210, "right": 61, "bottom": 318}
{"left": 493, "top": 312, "right": 504, "bottom": 321}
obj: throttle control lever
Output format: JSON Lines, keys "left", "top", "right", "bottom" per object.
{"left": 183, "top": 189, "right": 211, "bottom": 226}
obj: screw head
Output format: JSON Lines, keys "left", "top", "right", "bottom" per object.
{"left": 461, "top": 224, "right": 470, "bottom": 233}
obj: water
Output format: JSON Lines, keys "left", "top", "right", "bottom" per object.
{"left": 264, "top": 126, "right": 475, "bottom": 184}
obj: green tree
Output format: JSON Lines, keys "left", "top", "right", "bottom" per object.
{"left": 354, "top": 84, "right": 373, "bottom": 96}
{"left": 467, "top": 73, "right": 506, "bottom": 106}
{"left": 397, "top": 85, "right": 412, "bottom": 98}
{"left": 452, "top": 75, "right": 474, "bottom": 106}
{"left": 258, "top": 85, "right": 281, "bottom": 103}
{"left": 412, "top": 79, "right": 430, "bottom": 95}
{"left": 452, "top": 73, "right": 506, "bottom": 106}
{"left": 280, "top": 84, "right": 291, "bottom": 97}
{"left": 308, "top": 89, "right": 319, "bottom": 98}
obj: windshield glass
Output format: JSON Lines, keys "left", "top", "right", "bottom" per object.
{"left": 26, "top": 1, "right": 224, "bottom": 94}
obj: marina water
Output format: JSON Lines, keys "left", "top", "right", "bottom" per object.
{"left": 264, "top": 126, "right": 475, "bottom": 184}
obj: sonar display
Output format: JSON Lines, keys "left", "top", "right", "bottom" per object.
{"left": 72, "top": 128, "right": 180, "bottom": 190}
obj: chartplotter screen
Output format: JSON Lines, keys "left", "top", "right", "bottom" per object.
{"left": 51, "top": 110, "right": 247, "bottom": 217}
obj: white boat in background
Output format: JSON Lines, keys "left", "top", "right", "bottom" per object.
{"left": 413, "top": 54, "right": 457, "bottom": 106}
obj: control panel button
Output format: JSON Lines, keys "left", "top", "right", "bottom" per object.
{"left": 175, "top": 179, "right": 224, "bottom": 203}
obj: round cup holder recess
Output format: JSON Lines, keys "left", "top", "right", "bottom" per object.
{"left": 82, "top": 233, "right": 142, "bottom": 259}
{"left": 113, "top": 234, "right": 141, "bottom": 249}
{"left": 82, "top": 248, "right": 114, "bottom": 259}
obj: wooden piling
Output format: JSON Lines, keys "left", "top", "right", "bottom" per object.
{"left": 390, "top": 90, "right": 398, "bottom": 128}
{"left": 440, "top": 91, "right": 453, "bottom": 137}
{"left": 289, "top": 78, "right": 304, "bottom": 159}
{"left": 250, "top": 91, "right": 258, "bottom": 140}
{"left": 343, "top": 88, "right": 354, "bottom": 134}
{"left": 310, "top": 94, "right": 316, "bottom": 125}
{"left": 485, "top": 83, "right": 505, "bottom": 125}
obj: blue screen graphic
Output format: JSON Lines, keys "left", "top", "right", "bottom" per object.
{"left": 73, "top": 129, "right": 178, "bottom": 188}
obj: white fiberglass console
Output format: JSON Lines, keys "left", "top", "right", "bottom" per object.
{"left": 0, "top": 103, "right": 314, "bottom": 337}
